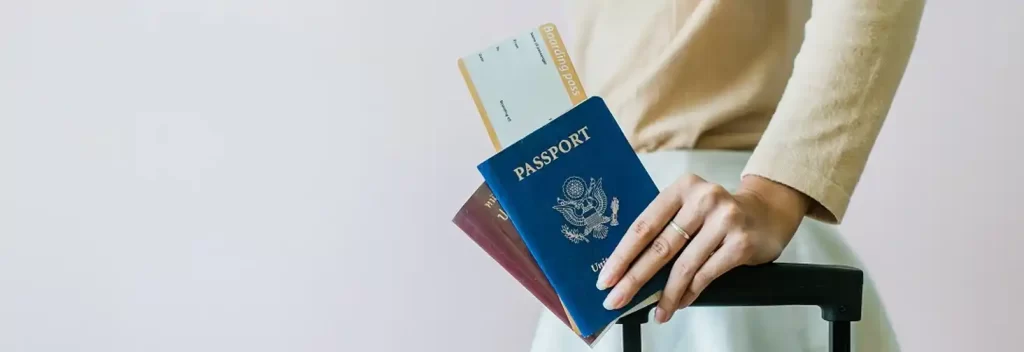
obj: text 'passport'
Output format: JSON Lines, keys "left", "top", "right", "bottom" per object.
{"left": 476, "top": 97, "right": 668, "bottom": 337}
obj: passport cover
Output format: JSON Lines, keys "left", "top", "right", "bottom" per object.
{"left": 476, "top": 97, "right": 669, "bottom": 338}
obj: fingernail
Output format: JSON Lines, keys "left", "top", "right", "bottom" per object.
{"left": 654, "top": 307, "right": 666, "bottom": 323}
{"left": 596, "top": 262, "right": 615, "bottom": 290}
{"left": 603, "top": 290, "right": 623, "bottom": 310}
{"left": 596, "top": 272, "right": 609, "bottom": 290}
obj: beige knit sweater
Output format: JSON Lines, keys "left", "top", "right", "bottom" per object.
{"left": 566, "top": 0, "right": 925, "bottom": 224}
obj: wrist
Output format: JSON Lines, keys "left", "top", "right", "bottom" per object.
{"left": 736, "top": 175, "right": 812, "bottom": 230}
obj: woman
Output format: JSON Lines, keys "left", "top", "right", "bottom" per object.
{"left": 529, "top": 1, "right": 925, "bottom": 351}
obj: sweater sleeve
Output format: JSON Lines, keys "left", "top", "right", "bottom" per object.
{"left": 740, "top": 0, "right": 926, "bottom": 224}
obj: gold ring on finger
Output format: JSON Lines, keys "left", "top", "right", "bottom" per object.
{"left": 668, "top": 220, "right": 691, "bottom": 240}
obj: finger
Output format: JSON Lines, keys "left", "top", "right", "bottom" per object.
{"left": 649, "top": 183, "right": 729, "bottom": 308}
{"left": 601, "top": 197, "right": 705, "bottom": 310}
{"left": 676, "top": 238, "right": 744, "bottom": 310}
{"left": 596, "top": 175, "right": 702, "bottom": 290}
{"left": 615, "top": 189, "right": 710, "bottom": 315}
{"left": 653, "top": 203, "right": 732, "bottom": 322}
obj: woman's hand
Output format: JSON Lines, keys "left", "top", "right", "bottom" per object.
{"left": 595, "top": 173, "right": 812, "bottom": 323}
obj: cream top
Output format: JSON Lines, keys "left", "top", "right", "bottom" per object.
{"left": 566, "top": 0, "right": 925, "bottom": 223}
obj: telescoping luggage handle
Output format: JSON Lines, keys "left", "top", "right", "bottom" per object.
{"left": 617, "top": 262, "right": 864, "bottom": 352}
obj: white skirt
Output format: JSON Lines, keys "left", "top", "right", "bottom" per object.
{"left": 528, "top": 150, "right": 899, "bottom": 352}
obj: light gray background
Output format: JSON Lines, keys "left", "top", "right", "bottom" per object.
{"left": 1, "top": 1, "right": 1020, "bottom": 351}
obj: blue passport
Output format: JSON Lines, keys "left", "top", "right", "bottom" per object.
{"left": 477, "top": 97, "right": 668, "bottom": 338}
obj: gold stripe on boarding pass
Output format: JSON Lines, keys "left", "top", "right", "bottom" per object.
{"left": 457, "top": 23, "right": 590, "bottom": 151}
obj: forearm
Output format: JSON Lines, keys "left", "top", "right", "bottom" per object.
{"left": 741, "top": 0, "right": 925, "bottom": 224}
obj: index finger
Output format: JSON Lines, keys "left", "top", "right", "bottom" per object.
{"left": 596, "top": 178, "right": 689, "bottom": 290}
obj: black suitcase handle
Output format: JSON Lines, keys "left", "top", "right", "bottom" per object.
{"left": 617, "top": 262, "right": 863, "bottom": 352}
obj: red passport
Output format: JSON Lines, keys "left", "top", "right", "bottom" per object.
{"left": 452, "top": 182, "right": 598, "bottom": 345}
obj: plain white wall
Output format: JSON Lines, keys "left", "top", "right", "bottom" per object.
{"left": 0, "top": 1, "right": 1020, "bottom": 352}
{"left": 842, "top": 2, "right": 1024, "bottom": 351}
